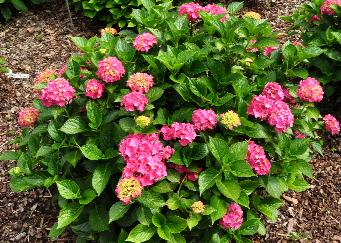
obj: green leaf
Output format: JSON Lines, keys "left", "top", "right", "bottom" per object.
{"left": 253, "top": 195, "right": 282, "bottom": 222}
{"left": 157, "top": 225, "right": 171, "bottom": 240}
{"left": 79, "top": 189, "right": 97, "bottom": 205}
{"left": 0, "top": 151, "right": 19, "bottom": 160}
{"left": 187, "top": 213, "right": 201, "bottom": 230}
{"left": 109, "top": 202, "right": 130, "bottom": 223}
{"left": 198, "top": 168, "right": 221, "bottom": 195}
{"left": 48, "top": 223, "right": 66, "bottom": 239}
{"left": 60, "top": 117, "right": 86, "bottom": 134}
{"left": 231, "top": 160, "right": 255, "bottom": 177}
{"left": 10, "top": 173, "right": 48, "bottom": 192}
{"left": 86, "top": 100, "right": 103, "bottom": 129}
{"left": 151, "top": 181, "right": 173, "bottom": 193}
{"left": 57, "top": 203, "right": 84, "bottom": 229}
{"left": 136, "top": 207, "right": 152, "bottom": 226}
{"left": 190, "top": 143, "right": 209, "bottom": 160}
{"left": 253, "top": 37, "right": 279, "bottom": 49}
{"left": 48, "top": 121, "right": 63, "bottom": 141}
{"left": 210, "top": 195, "right": 227, "bottom": 224}
{"left": 152, "top": 212, "right": 167, "bottom": 227}
{"left": 36, "top": 146, "right": 53, "bottom": 158}
{"left": 115, "top": 38, "right": 135, "bottom": 62}
{"left": 146, "top": 87, "right": 164, "bottom": 102}
{"left": 208, "top": 137, "right": 228, "bottom": 163}
{"left": 80, "top": 144, "right": 104, "bottom": 160}
{"left": 137, "top": 190, "right": 165, "bottom": 208}
{"left": 89, "top": 206, "right": 109, "bottom": 232}
{"left": 227, "top": 2, "right": 243, "bottom": 14}
{"left": 239, "top": 219, "right": 261, "bottom": 235}
{"left": 166, "top": 215, "right": 187, "bottom": 233}
{"left": 92, "top": 162, "right": 113, "bottom": 195}
{"left": 266, "top": 176, "right": 288, "bottom": 198}
{"left": 169, "top": 234, "right": 186, "bottom": 243}
{"left": 64, "top": 150, "right": 82, "bottom": 167}
{"left": 71, "top": 37, "right": 88, "bottom": 51}
{"left": 225, "top": 141, "right": 248, "bottom": 164}
{"left": 216, "top": 179, "right": 241, "bottom": 202}
{"left": 56, "top": 180, "right": 81, "bottom": 199}
{"left": 126, "top": 224, "right": 156, "bottom": 242}
{"left": 119, "top": 117, "right": 136, "bottom": 132}
{"left": 10, "top": 0, "right": 28, "bottom": 11}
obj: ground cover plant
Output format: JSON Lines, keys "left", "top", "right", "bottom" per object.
{"left": 0, "top": 0, "right": 340, "bottom": 242}
{"left": 0, "top": 0, "right": 46, "bottom": 21}
{"left": 285, "top": 0, "right": 341, "bottom": 96}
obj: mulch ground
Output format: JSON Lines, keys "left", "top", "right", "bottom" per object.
{"left": 0, "top": 0, "right": 340, "bottom": 242}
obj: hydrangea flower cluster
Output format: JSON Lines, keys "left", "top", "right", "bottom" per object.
{"left": 191, "top": 201, "right": 205, "bottom": 214}
{"left": 220, "top": 110, "right": 241, "bottom": 130}
{"left": 133, "top": 33, "right": 157, "bottom": 52}
{"left": 100, "top": 27, "right": 117, "bottom": 36}
{"left": 135, "top": 115, "right": 151, "bottom": 128}
{"left": 248, "top": 82, "right": 294, "bottom": 133}
{"left": 192, "top": 109, "right": 217, "bottom": 131}
{"left": 245, "top": 141, "right": 272, "bottom": 175}
{"left": 39, "top": 78, "right": 75, "bottom": 107}
{"left": 243, "top": 11, "right": 261, "bottom": 19}
{"left": 161, "top": 122, "right": 197, "bottom": 146}
{"left": 219, "top": 203, "right": 244, "bottom": 230}
{"left": 310, "top": 15, "right": 321, "bottom": 22}
{"left": 96, "top": 57, "right": 126, "bottom": 83}
{"left": 179, "top": 3, "right": 228, "bottom": 22}
{"left": 121, "top": 91, "right": 148, "bottom": 112}
{"left": 263, "top": 46, "right": 279, "bottom": 56}
{"left": 322, "top": 114, "right": 340, "bottom": 135}
{"left": 115, "top": 177, "right": 143, "bottom": 205}
{"left": 247, "top": 39, "right": 259, "bottom": 53}
{"left": 294, "top": 130, "right": 306, "bottom": 139}
{"left": 320, "top": 0, "right": 341, "bottom": 15}
{"left": 34, "top": 69, "right": 56, "bottom": 84}
{"left": 297, "top": 77, "right": 324, "bottom": 103}
{"left": 202, "top": 4, "right": 228, "bottom": 22}
{"left": 119, "top": 133, "right": 173, "bottom": 187}
{"left": 126, "top": 73, "right": 154, "bottom": 93}
{"left": 18, "top": 108, "right": 39, "bottom": 127}
{"left": 85, "top": 79, "right": 104, "bottom": 100}
{"left": 168, "top": 163, "right": 202, "bottom": 181}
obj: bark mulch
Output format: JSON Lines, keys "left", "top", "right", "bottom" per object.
{"left": 1, "top": 0, "right": 340, "bottom": 242}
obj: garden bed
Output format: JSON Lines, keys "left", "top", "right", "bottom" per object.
{"left": 0, "top": 0, "right": 340, "bottom": 242}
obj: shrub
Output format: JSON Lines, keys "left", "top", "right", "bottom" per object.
{"left": 0, "top": 0, "right": 46, "bottom": 21}
{"left": 285, "top": 0, "right": 341, "bottom": 95}
{"left": 1, "top": 1, "right": 339, "bottom": 242}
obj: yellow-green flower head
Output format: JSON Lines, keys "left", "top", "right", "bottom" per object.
{"left": 135, "top": 115, "right": 151, "bottom": 128}
{"left": 9, "top": 167, "right": 22, "bottom": 176}
{"left": 115, "top": 177, "right": 143, "bottom": 205}
{"left": 99, "top": 48, "right": 107, "bottom": 54}
{"left": 220, "top": 110, "right": 241, "bottom": 130}
{"left": 191, "top": 201, "right": 205, "bottom": 214}
{"left": 243, "top": 11, "right": 261, "bottom": 20}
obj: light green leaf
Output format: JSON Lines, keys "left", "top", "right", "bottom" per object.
{"left": 89, "top": 206, "right": 109, "bottom": 232}
{"left": 80, "top": 144, "right": 103, "bottom": 160}
{"left": 198, "top": 168, "right": 221, "bottom": 195}
{"left": 126, "top": 224, "right": 156, "bottom": 242}
{"left": 216, "top": 179, "right": 241, "bottom": 202}
{"left": 60, "top": 117, "right": 86, "bottom": 134}
{"left": 92, "top": 163, "right": 113, "bottom": 195}
{"left": 56, "top": 180, "right": 81, "bottom": 199}
{"left": 57, "top": 203, "right": 84, "bottom": 229}
{"left": 109, "top": 202, "right": 130, "bottom": 223}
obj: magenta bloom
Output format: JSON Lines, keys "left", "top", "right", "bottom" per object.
{"left": 178, "top": 2, "right": 202, "bottom": 21}
{"left": 294, "top": 130, "right": 306, "bottom": 139}
{"left": 261, "top": 82, "right": 285, "bottom": 101}
{"left": 297, "top": 77, "right": 324, "bottom": 103}
{"left": 323, "top": 114, "right": 340, "bottom": 135}
{"left": 119, "top": 133, "right": 171, "bottom": 186}
{"left": 202, "top": 4, "right": 229, "bottom": 22}
{"left": 320, "top": 0, "right": 341, "bottom": 15}
{"left": 18, "top": 108, "right": 39, "bottom": 128}
{"left": 133, "top": 33, "right": 157, "bottom": 52}
{"left": 169, "top": 164, "right": 202, "bottom": 181}
{"left": 310, "top": 15, "right": 321, "bottom": 22}
{"left": 39, "top": 78, "right": 75, "bottom": 107}
{"left": 245, "top": 141, "right": 272, "bottom": 175}
{"left": 85, "top": 79, "right": 104, "bottom": 99}
{"left": 192, "top": 109, "right": 218, "bottom": 131}
{"left": 161, "top": 122, "right": 197, "bottom": 146}
{"left": 121, "top": 92, "right": 148, "bottom": 112}
{"left": 57, "top": 64, "right": 67, "bottom": 77}
{"left": 247, "top": 95, "right": 274, "bottom": 121}
{"left": 126, "top": 73, "right": 154, "bottom": 93}
{"left": 263, "top": 46, "right": 279, "bottom": 57}
{"left": 267, "top": 100, "right": 294, "bottom": 133}
{"left": 219, "top": 203, "right": 244, "bottom": 230}
{"left": 115, "top": 177, "right": 143, "bottom": 204}
{"left": 96, "top": 57, "right": 126, "bottom": 83}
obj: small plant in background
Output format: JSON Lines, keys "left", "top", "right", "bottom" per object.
{"left": 0, "top": 0, "right": 340, "bottom": 242}
{"left": 0, "top": 56, "right": 8, "bottom": 73}
{"left": 0, "top": 0, "right": 47, "bottom": 21}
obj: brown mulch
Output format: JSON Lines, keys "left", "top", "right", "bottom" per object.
{"left": 0, "top": 0, "right": 340, "bottom": 242}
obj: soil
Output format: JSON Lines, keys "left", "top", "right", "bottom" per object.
{"left": 0, "top": 0, "right": 340, "bottom": 242}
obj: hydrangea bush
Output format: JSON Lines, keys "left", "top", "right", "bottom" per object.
{"left": 1, "top": 1, "right": 340, "bottom": 242}
{"left": 285, "top": 0, "right": 341, "bottom": 94}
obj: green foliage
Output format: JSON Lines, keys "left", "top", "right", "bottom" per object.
{"left": 0, "top": 0, "right": 46, "bottom": 21}
{"left": 0, "top": 1, "right": 331, "bottom": 242}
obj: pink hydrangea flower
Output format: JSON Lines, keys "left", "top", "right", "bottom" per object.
{"left": 39, "top": 78, "right": 75, "bottom": 107}
{"left": 320, "top": 0, "right": 341, "bottom": 15}
{"left": 178, "top": 2, "right": 202, "bottom": 21}
{"left": 292, "top": 41, "right": 304, "bottom": 48}
{"left": 126, "top": 73, "right": 154, "bottom": 93}
{"left": 294, "top": 130, "right": 306, "bottom": 139}
{"left": 261, "top": 82, "right": 286, "bottom": 101}
{"left": 115, "top": 177, "right": 143, "bottom": 204}
{"left": 119, "top": 133, "right": 170, "bottom": 186}
{"left": 85, "top": 79, "right": 104, "bottom": 99}
{"left": 133, "top": 33, "right": 157, "bottom": 52}
{"left": 96, "top": 57, "right": 126, "bottom": 83}
{"left": 263, "top": 46, "right": 279, "bottom": 57}
{"left": 310, "top": 15, "right": 321, "bottom": 22}
{"left": 192, "top": 109, "right": 218, "bottom": 131}
{"left": 121, "top": 92, "right": 148, "bottom": 112}
{"left": 34, "top": 69, "right": 56, "bottom": 84}
{"left": 219, "top": 203, "right": 244, "bottom": 230}
{"left": 247, "top": 95, "right": 274, "bottom": 121}
{"left": 161, "top": 146, "right": 175, "bottom": 160}
{"left": 323, "top": 114, "right": 340, "bottom": 135}
{"left": 267, "top": 100, "right": 294, "bottom": 133}
{"left": 247, "top": 39, "right": 259, "bottom": 52}
{"left": 297, "top": 77, "right": 324, "bottom": 103}
{"left": 161, "top": 122, "right": 197, "bottom": 146}
{"left": 18, "top": 108, "right": 39, "bottom": 127}
{"left": 168, "top": 164, "right": 202, "bottom": 181}
{"left": 57, "top": 64, "right": 67, "bottom": 77}
{"left": 245, "top": 141, "right": 272, "bottom": 175}
{"left": 202, "top": 4, "right": 229, "bottom": 22}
